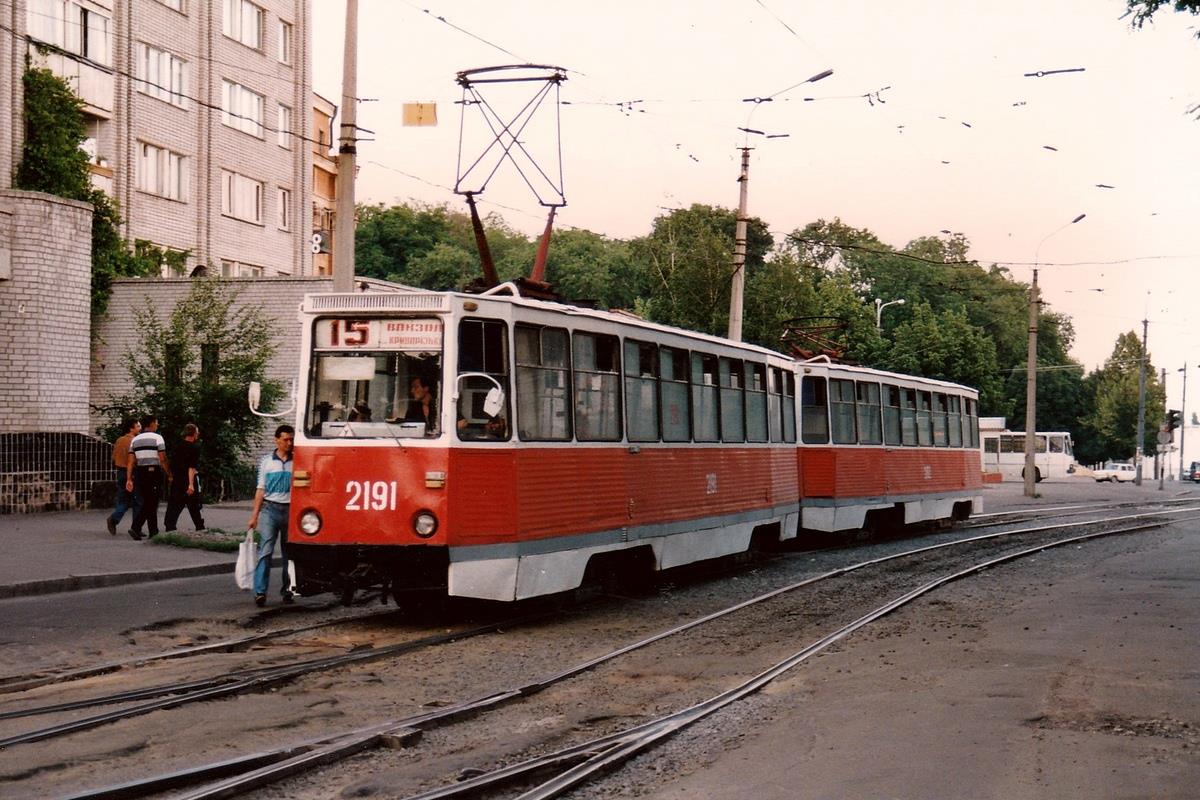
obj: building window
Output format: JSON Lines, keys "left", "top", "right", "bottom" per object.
{"left": 221, "top": 80, "right": 264, "bottom": 138}
{"left": 221, "top": 170, "right": 262, "bottom": 223}
{"left": 137, "top": 142, "right": 187, "bottom": 201}
{"left": 136, "top": 44, "right": 188, "bottom": 108}
{"left": 222, "top": 0, "right": 263, "bottom": 49}
{"left": 277, "top": 104, "right": 291, "bottom": 148}
{"left": 29, "top": 0, "right": 112, "bottom": 66}
{"left": 278, "top": 20, "right": 292, "bottom": 64}
{"left": 156, "top": 0, "right": 184, "bottom": 11}
{"left": 277, "top": 187, "right": 291, "bottom": 230}
{"left": 220, "top": 259, "right": 263, "bottom": 277}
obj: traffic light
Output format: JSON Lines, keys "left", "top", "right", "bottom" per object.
{"left": 1166, "top": 409, "right": 1182, "bottom": 431}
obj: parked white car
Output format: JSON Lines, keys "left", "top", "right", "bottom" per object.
{"left": 1094, "top": 462, "right": 1136, "bottom": 483}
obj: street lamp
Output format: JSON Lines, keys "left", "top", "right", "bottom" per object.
{"left": 1180, "top": 365, "right": 1189, "bottom": 482}
{"left": 729, "top": 68, "right": 833, "bottom": 342}
{"left": 1024, "top": 212, "right": 1086, "bottom": 497}
{"left": 874, "top": 297, "right": 906, "bottom": 331}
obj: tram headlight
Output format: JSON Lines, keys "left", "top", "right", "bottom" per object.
{"left": 412, "top": 510, "right": 438, "bottom": 538}
{"left": 298, "top": 509, "right": 322, "bottom": 536}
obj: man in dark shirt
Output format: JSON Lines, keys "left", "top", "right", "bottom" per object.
{"left": 164, "top": 423, "right": 205, "bottom": 532}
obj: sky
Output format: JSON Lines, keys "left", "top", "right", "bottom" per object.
{"left": 312, "top": 0, "right": 1200, "bottom": 463}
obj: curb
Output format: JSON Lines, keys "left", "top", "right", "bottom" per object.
{"left": 0, "top": 562, "right": 234, "bottom": 600}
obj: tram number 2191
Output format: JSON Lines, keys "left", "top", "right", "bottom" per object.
{"left": 345, "top": 481, "right": 398, "bottom": 511}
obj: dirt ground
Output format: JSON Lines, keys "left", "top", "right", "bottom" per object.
{"left": 598, "top": 526, "right": 1200, "bottom": 800}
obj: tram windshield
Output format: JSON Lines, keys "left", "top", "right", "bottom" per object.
{"left": 305, "top": 318, "right": 443, "bottom": 439}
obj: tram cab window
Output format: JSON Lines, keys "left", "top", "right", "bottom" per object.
{"left": 719, "top": 358, "right": 745, "bottom": 443}
{"left": 305, "top": 317, "right": 443, "bottom": 439}
{"left": 901, "top": 389, "right": 918, "bottom": 446}
{"left": 800, "top": 375, "right": 829, "bottom": 444}
{"left": 962, "top": 398, "right": 975, "bottom": 448}
{"left": 883, "top": 385, "right": 903, "bottom": 445}
{"left": 745, "top": 363, "right": 768, "bottom": 443}
{"left": 948, "top": 395, "right": 963, "bottom": 447}
{"left": 968, "top": 399, "right": 980, "bottom": 447}
{"left": 515, "top": 325, "right": 571, "bottom": 441}
{"left": 660, "top": 347, "right": 691, "bottom": 442}
{"left": 916, "top": 391, "right": 933, "bottom": 446}
{"left": 573, "top": 332, "right": 621, "bottom": 441}
{"left": 624, "top": 340, "right": 660, "bottom": 442}
{"left": 457, "top": 318, "right": 511, "bottom": 441}
{"left": 830, "top": 379, "right": 856, "bottom": 444}
{"left": 932, "top": 393, "right": 948, "bottom": 447}
{"left": 691, "top": 353, "right": 719, "bottom": 442}
{"left": 856, "top": 382, "right": 883, "bottom": 445}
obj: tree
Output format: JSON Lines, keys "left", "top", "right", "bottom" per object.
{"left": 15, "top": 65, "right": 148, "bottom": 317}
{"left": 1124, "top": 1, "right": 1200, "bottom": 33}
{"left": 102, "top": 280, "right": 282, "bottom": 499}
{"left": 1075, "top": 332, "right": 1165, "bottom": 464}
{"left": 630, "top": 204, "right": 772, "bottom": 336}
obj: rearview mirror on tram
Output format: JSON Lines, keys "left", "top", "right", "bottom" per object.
{"left": 484, "top": 387, "right": 505, "bottom": 417}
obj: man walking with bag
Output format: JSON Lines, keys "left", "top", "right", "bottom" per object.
{"left": 248, "top": 424, "right": 294, "bottom": 607}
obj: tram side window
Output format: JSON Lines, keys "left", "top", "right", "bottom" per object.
{"left": 625, "top": 340, "right": 660, "bottom": 442}
{"left": 691, "top": 353, "right": 719, "bottom": 442}
{"left": 883, "top": 385, "right": 903, "bottom": 445}
{"left": 901, "top": 389, "right": 918, "bottom": 446}
{"left": 932, "top": 393, "right": 948, "bottom": 447}
{"left": 745, "top": 362, "right": 768, "bottom": 443}
{"left": 959, "top": 397, "right": 972, "bottom": 448}
{"left": 458, "top": 318, "right": 511, "bottom": 441}
{"left": 916, "top": 391, "right": 933, "bottom": 446}
{"left": 515, "top": 324, "right": 571, "bottom": 441}
{"left": 964, "top": 400, "right": 974, "bottom": 450}
{"left": 801, "top": 376, "right": 830, "bottom": 444}
{"left": 660, "top": 346, "right": 691, "bottom": 442}
{"left": 719, "top": 358, "right": 745, "bottom": 442}
{"left": 830, "top": 378, "right": 857, "bottom": 444}
{"left": 573, "top": 332, "right": 622, "bottom": 441}
{"left": 948, "top": 395, "right": 962, "bottom": 447}
{"left": 856, "top": 381, "right": 883, "bottom": 445}
{"left": 782, "top": 371, "right": 797, "bottom": 443}
{"left": 768, "top": 368, "right": 782, "bottom": 442}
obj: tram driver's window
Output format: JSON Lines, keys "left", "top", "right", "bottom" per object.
{"left": 457, "top": 318, "right": 511, "bottom": 441}
{"left": 800, "top": 376, "right": 829, "bottom": 444}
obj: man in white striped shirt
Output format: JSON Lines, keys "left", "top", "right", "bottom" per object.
{"left": 125, "top": 414, "right": 172, "bottom": 540}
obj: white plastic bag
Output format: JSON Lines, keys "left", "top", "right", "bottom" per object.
{"left": 235, "top": 530, "right": 256, "bottom": 590}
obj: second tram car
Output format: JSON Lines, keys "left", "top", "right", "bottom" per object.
{"left": 282, "top": 289, "right": 983, "bottom": 603}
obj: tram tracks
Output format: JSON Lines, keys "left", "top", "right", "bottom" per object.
{"left": 12, "top": 504, "right": 1195, "bottom": 800}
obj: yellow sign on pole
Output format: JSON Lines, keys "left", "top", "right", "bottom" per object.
{"left": 402, "top": 103, "right": 437, "bottom": 127}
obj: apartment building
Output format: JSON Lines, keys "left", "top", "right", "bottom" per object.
{"left": 8, "top": 0, "right": 315, "bottom": 277}
{"left": 311, "top": 91, "right": 335, "bottom": 277}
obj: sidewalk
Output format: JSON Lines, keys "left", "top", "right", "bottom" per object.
{"left": 0, "top": 502, "right": 253, "bottom": 599}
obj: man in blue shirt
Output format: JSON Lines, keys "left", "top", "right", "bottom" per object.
{"left": 248, "top": 424, "right": 294, "bottom": 607}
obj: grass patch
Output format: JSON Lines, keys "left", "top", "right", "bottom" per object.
{"left": 150, "top": 527, "right": 259, "bottom": 553}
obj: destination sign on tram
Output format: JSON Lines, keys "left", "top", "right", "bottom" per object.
{"left": 315, "top": 318, "right": 442, "bottom": 350}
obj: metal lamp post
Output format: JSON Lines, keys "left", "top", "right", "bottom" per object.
{"left": 875, "top": 297, "right": 906, "bottom": 331}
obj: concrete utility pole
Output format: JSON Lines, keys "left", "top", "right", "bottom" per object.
{"left": 1179, "top": 364, "right": 1188, "bottom": 482}
{"left": 1158, "top": 366, "right": 1166, "bottom": 490}
{"left": 1135, "top": 316, "right": 1148, "bottom": 485}
{"left": 727, "top": 146, "right": 751, "bottom": 342}
{"left": 1024, "top": 213, "right": 1085, "bottom": 498}
{"left": 332, "top": 0, "right": 359, "bottom": 292}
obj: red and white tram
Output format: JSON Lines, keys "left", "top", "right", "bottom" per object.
{"left": 283, "top": 288, "right": 983, "bottom": 603}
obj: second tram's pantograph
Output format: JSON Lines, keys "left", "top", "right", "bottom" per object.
{"left": 272, "top": 288, "right": 983, "bottom": 603}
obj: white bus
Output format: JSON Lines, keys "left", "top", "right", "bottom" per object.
{"left": 980, "top": 428, "right": 1075, "bottom": 482}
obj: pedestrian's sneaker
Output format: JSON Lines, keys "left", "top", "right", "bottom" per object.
{"left": 254, "top": 593, "right": 267, "bottom": 607}
{"left": 106, "top": 517, "right": 117, "bottom": 536}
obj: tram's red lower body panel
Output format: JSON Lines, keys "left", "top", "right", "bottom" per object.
{"left": 798, "top": 447, "right": 983, "bottom": 499}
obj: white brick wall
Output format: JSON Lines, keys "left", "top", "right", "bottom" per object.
{"left": 0, "top": 190, "right": 94, "bottom": 433}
